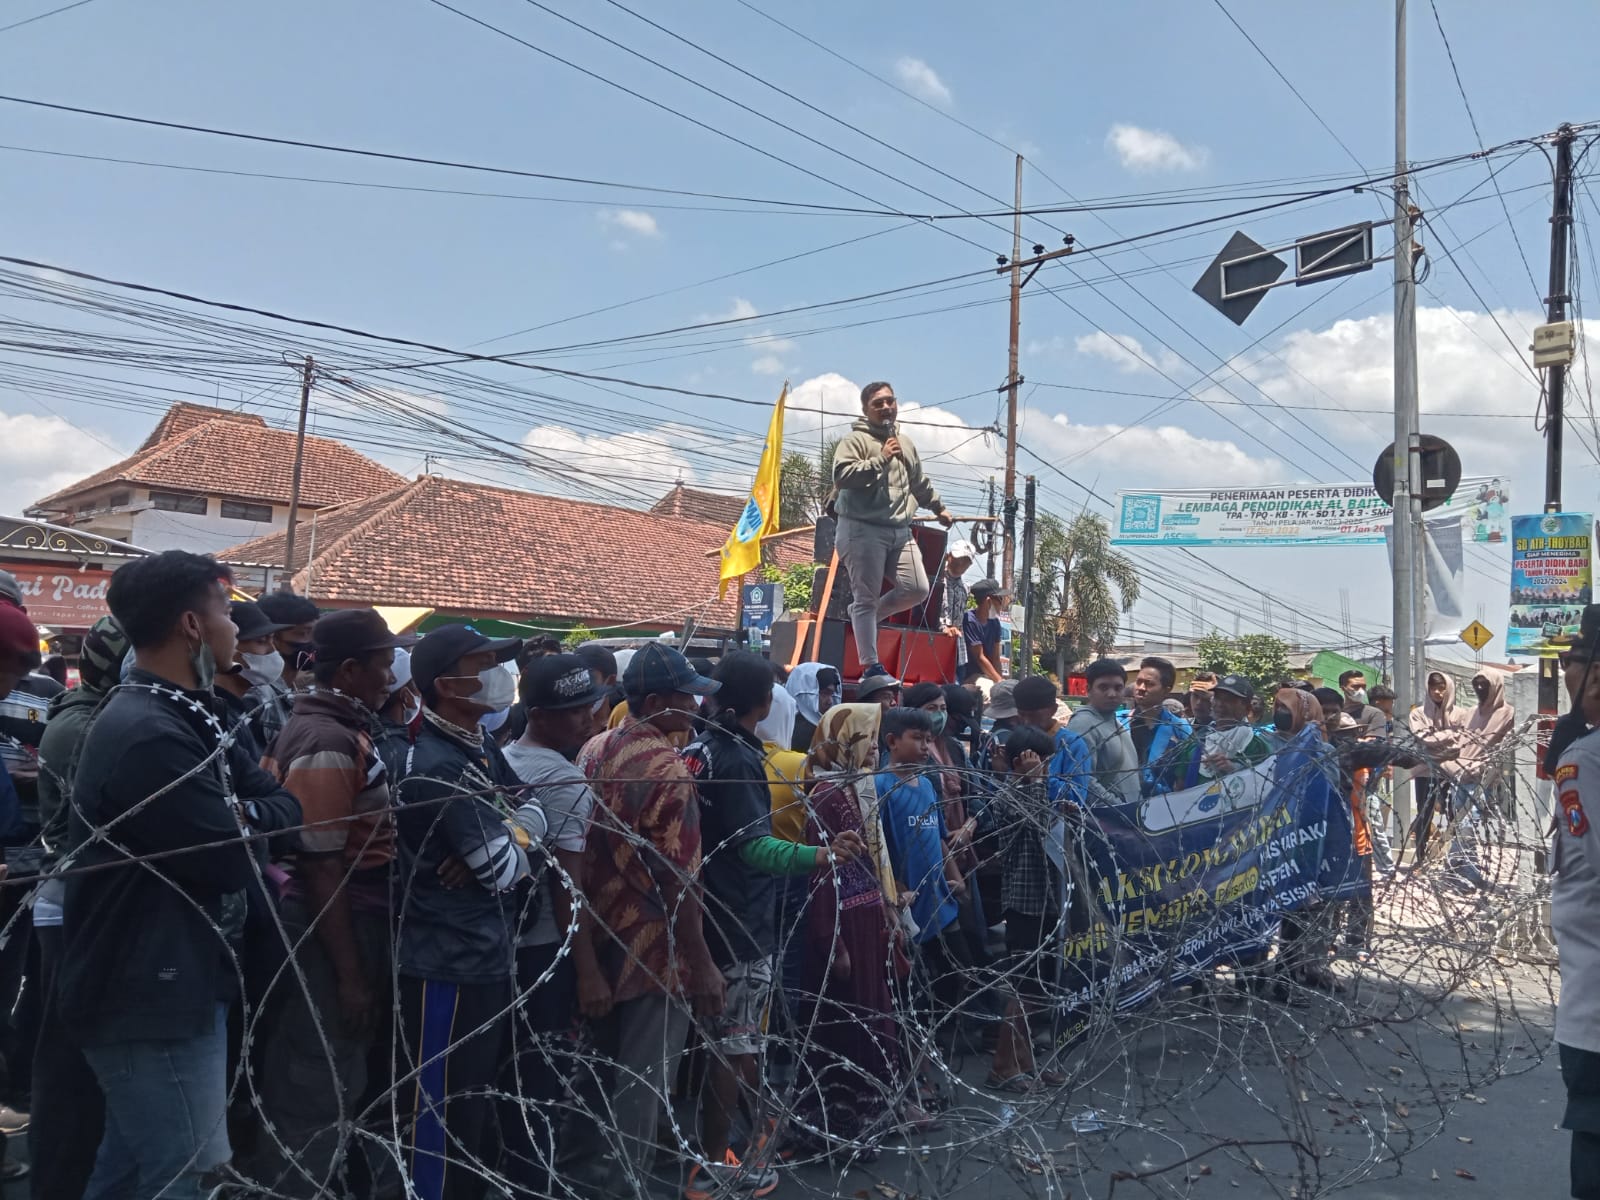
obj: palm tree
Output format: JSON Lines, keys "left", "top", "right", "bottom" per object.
{"left": 1033, "top": 511, "right": 1141, "bottom": 678}
{"left": 777, "top": 441, "right": 838, "bottom": 531}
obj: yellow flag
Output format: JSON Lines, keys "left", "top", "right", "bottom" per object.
{"left": 719, "top": 385, "right": 787, "bottom": 598}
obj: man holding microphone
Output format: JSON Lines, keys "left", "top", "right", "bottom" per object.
{"left": 831, "top": 380, "right": 954, "bottom": 676}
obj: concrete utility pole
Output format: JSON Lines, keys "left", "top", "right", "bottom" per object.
{"left": 1544, "top": 125, "right": 1577, "bottom": 512}
{"left": 281, "top": 354, "right": 315, "bottom": 592}
{"left": 1390, "top": 0, "right": 1423, "bottom": 710}
{"left": 1018, "top": 474, "right": 1037, "bottom": 677}
{"left": 1003, "top": 154, "right": 1023, "bottom": 590}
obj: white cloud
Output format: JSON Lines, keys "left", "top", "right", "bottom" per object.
{"left": 598, "top": 208, "right": 660, "bottom": 238}
{"left": 703, "top": 297, "right": 797, "bottom": 376}
{"left": 894, "top": 56, "right": 952, "bottom": 107}
{"left": 1075, "top": 330, "right": 1186, "bottom": 376}
{"left": 1106, "top": 123, "right": 1208, "bottom": 172}
{"left": 0, "top": 410, "right": 125, "bottom": 514}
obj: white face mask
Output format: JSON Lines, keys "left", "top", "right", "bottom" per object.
{"left": 402, "top": 696, "right": 423, "bottom": 726}
{"left": 238, "top": 649, "right": 285, "bottom": 689}
{"left": 456, "top": 665, "right": 516, "bottom": 714}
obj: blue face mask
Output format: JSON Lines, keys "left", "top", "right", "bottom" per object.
{"left": 928, "top": 710, "right": 947, "bottom": 737}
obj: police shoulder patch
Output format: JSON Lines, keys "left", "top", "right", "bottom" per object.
{"left": 1562, "top": 788, "right": 1590, "bottom": 837}
{"left": 1557, "top": 763, "right": 1580, "bottom": 784}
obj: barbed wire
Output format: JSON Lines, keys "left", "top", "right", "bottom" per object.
{"left": 15, "top": 685, "right": 1559, "bottom": 1199}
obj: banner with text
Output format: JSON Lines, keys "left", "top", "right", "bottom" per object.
{"left": 1058, "top": 734, "right": 1360, "bottom": 1013}
{"left": 0, "top": 561, "right": 113, "bottom": 628}
{"left": 1111, "top": 477, "right": 1508, "bottom": 547}
{"left": 1508, "top": 512, "right": 1594, "bottom": 656}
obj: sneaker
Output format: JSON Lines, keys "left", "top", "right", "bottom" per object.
{"left": 685, "top": 1150, "right": 780, "bottom": 1199}
{"left": 0, "top": 1105, "right": 29, "bottom": 1134}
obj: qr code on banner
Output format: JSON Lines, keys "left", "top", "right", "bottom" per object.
{"left": 1120, "top": 494, "right": 1162, "bottom": 534}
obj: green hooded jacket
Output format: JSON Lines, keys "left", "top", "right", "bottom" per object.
{"left": 831, "top": 416, "right": 944, "bottom": 526}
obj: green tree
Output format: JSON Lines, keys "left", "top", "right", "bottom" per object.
{"left": 1030, "top": 511, "right": 1142, "bottom": 678}
{"left": 777, "top": 440, "right": 839, "bottom": 531}
{"left": 761, "top": 560, "right": 817, "bottom": 614}
{"left": 1196, "top": 630, "right": 1233, "bottom": 676}
{"left": 562, "top": 623, "right": 595, "bottom": 651}
{"left": 1192, "top": 629, "right": 1291, "bottom": 693}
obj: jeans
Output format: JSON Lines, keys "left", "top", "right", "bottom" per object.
{"left": 1363, "top": 784, "right": 1396, "bottom": 874}
{"left": 835, "top": 518, "right": 929, "bottom": 670}
{"left": 81, "top": 1004, "right": 231, "bottom": 1200}
{"left": 559, "top": 992, "right": 692, "bottom": 1200}
{"left": 1447, "top": 782, "right": 1491, "bottom": 891}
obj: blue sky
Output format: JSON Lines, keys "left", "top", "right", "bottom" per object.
{"left": 3, "top": 0, "right": 1599, "bottom": 660}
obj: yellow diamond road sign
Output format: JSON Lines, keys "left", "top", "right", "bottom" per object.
{"left": 1459, "top": 620, "right": 1494, "bottom": 652}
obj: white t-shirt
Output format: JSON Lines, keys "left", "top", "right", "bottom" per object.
{"left": 502, "top": 740, "right": 597, "bottom": 948}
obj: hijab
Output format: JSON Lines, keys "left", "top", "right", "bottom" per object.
{"left": 806, "top": 703, "right": 894, "bottom": 896}
{"left": 787, "top": 662, "right": 835, "bottom": 726}
{"left": 754, "top": 681, "right": 797, "bottom": 749}
{"left": 1273, "top": 687, "right": 1324, "bottom": 737}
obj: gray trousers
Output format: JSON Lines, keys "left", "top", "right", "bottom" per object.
{"left": 560, "top": 992, "right": 692, "bottom": 1200}
{"left": 247, "top": 900, "right": 394, "bottom": 1198}
{"left": 835, "top": 517, "right": 929, "bottom": 669}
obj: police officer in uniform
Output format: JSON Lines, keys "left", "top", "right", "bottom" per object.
{"left": 1554, "top": 607, "right": 1600, "bottom": 1199}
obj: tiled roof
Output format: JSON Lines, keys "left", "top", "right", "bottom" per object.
{"left": 137, "top": 402, "right": 264, "bottom": 452}
{"left": 30, "top": 402, "right": 406, "bottom": 513}
{"left": 650, "top": 483, "right": 748, "bottom": 529}
{"left": 220, "top": 475, "right": 813, "bottom": 629}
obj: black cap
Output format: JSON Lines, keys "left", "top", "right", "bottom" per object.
{"left": 1215, "top": 673, "right": 1255, "bottom": 700}
{"left": 230, "top": 599, "right": 290, "bottom": 642}
{"left": 411, "top": 623, "right": 522, "bottom": 696}
{"left": 311, "top": 609, "right": 417, "bottom": 666}
{"left": 624, "top": 643, "right": 720, "bottom": 698}
{"left": 257, "top": 590, "right": 320, "bottom": 628}
{"left": 1014, "top": 675, "right": 1058, "bottom": 712}
{"left": 524, "top": 653, "right": 602, "bottom": 710}
{"left": 970, "top": 578, "right": 1006, "bottom": 600}
{"left": 572, "top": 642, "right": 618, "bottom": 680}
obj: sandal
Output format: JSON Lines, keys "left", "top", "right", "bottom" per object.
{"left": 984, "top": 1071, "right": 1041, "bottom": 1094}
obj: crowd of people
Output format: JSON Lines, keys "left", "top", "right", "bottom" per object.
{"left": 0, "top": 548, "right": 1530, "bottom": 1200}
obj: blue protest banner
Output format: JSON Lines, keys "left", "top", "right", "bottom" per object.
{"left": 1058, "top": 728, "right": 1363, "bottom": 1013}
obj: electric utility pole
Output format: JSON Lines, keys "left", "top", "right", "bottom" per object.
{"left": 998, "top": 163, "right": 1076, "bottom": 591}
{"left": 1390, "top": 0, "right": 1423, "bottom": 711}
{"left": 281, "top": 354, "right": 315, "bottom": 591}
{"left": 1019, "top": 475, "right": 1037, "bottom": 677}
{"left": 1003, "top": 155, "right": 1023, "bottom": 589}
{"left": 1544, "top": 125, "right": 1577, "bottom": 512}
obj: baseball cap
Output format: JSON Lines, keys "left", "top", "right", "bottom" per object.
{"left": 313, "top": 609, "right": 418, "bottom": 671}
{"left": 0, "top": 570, "right": 21, "bottom": 608}
{"left": 624, "top": 643, "right": 720, "bottom": 698}
{"left": 411, "top": 623, "right": 521, "bottom": 695}
{"left": 524, "top": 653, "right": 602, "bottom": 710}
{"left": 1214, "top": 673, "right": 1255, "bottom": 700}
{"left": 856, "top": 671, "right": 901, "bottom": 700}
{"left": 987, "top": 678, "right": 1019, "bottom": 720}
{"left": 1189, "top": 677, "right": 1216, "bottom": 692}
{"left": 970, "top": 578, "right": 1005, "bottom": 600}
{"left": 230, "top": 599, "right": 290, "bottom": 642}
{"left": 946, "top": 539, "right": 976, "bottom": 563}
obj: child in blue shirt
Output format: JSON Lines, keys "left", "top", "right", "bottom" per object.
{"left": 876, "top": 707, "right": 969, "bottom": 1012}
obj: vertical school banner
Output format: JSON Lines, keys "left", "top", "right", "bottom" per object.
{"left": 1058, "top": 734, "right": 1359, "bottom": 1012}
{"left": 1508, "top": 512, "right": 1594, "bottom": 656}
